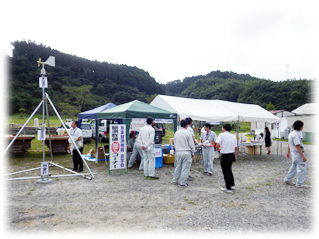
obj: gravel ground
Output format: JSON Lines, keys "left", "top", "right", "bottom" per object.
{"left": 3, "top": 140, "right": 316, "bottom": 237}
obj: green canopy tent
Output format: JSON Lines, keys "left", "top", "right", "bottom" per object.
{"left": 95, "top": 100, "right": 177, "bottom": 162}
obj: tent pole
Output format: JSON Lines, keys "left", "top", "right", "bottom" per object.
{"left": 236, "top": 117, "right": 239, "bottom": 159}
{"left": 277, "top": 121, "right": 280, "bottom": 156}
{"left": 95, "top": 119, "right": 99, "bottom": 164}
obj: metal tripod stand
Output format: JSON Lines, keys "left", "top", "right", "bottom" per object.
{"left": 2, "top": 57, "right": 95, "bottom": 181}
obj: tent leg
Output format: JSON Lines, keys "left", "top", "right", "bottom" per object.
{"left": 236, "top": 118, "right": 239, "bottom": 159}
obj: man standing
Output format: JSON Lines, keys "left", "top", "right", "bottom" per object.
{"left": 137, "top": 117, "right": 158, "bottom": 179}
{"left": 185, "top": 117, "right": 195, "bottom": 181}
{"left": 200, "top": 123, "right": 217, "bottom": 176}
{"left": 128, "top": 133, "right": 144, "bottom": 170}
{"left": 68, "top": 120, "right": 84, "bottom": 172}
{"left": 216, "top": 124, "right": 237, "bottom": 193}
{"left": 284, "top": 120, "right": 309, "bottom": 188}
{"left": 173, "top": 120, "right": 195, "bottom": 186}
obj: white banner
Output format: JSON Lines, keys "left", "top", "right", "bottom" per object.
{"left": 154, "top": 119, "right": 173, "bottom": 124}
{"left": 109, "top": 124, "right": 127, "bottom": 171}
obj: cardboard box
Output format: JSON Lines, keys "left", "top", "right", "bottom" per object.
{"left": 169, "top": 138, "right": 174, "bottom": 145}
{"left": 92, "top": 146, "right": 108, "bottom": 159}
{"left": 246, "top": 145, "right": 255, "bottom": 155}
{"left": 163, "top": 154, "right": 175, "bottom": 164}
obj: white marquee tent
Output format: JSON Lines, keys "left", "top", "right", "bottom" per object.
{"left": 150, "top": 95, "right": 280, "bottom": 123}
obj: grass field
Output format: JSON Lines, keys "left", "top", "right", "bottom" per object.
{"left": 5, "top": 115, "right": 252, "bottom": 152}
{"left": 7, "top": 114, "right": 67, "bottom": 127}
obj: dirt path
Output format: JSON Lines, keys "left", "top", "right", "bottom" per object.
{"left": 4, "top": 141, "right": 315, "bottom": 236}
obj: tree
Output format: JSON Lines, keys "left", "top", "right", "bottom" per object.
{"left": 58, "top": 103, "right": 78, "bottom": 117}
{"left": 62, "top": 85, "right": 93, "bottom": 112}
{"left": 266, "top": 101, "right": 275, "bottom": 111}
{"left": 145, "top": 94, "right": 157, "bottom": 104}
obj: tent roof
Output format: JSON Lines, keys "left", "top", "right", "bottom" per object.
{"left": 150, "top": 95, "right": 279, "bottom": 123}
{"left": 78, "top": 103, "right": 117, "bottom": 120}
{"left": 97, "top": 100, "right": 177, "bottom": 119}
{"left": 292, "top": 103, "right": 319, "bottom": 115}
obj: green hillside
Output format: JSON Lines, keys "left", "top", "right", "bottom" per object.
{"left": 162, "top": 71, "right": 314, "bottom": 111}
{"left": 8, "top": 40, "right": 314, "bottom": 116}
{"left": 9, "top": 40, "right": 165, "bottom": 115}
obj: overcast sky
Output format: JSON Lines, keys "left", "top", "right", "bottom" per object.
{"left": 0, "top": 0, "right": 318, "bottom": 84}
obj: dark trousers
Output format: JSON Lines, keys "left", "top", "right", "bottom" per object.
{"left": 72, "top": 147, "right": 83, "bottom": 170}
{"left": 220, "top": 153, "right": 235, "bottom": 190}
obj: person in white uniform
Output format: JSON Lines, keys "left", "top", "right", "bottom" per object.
{"left": 173, "top": 120, "right": 195, "bottom": 186}
{"left": 137, "top": 117, "right": 158, "bottom": 179}
{"left": 185, "top": 117, "right": 195, "bottom": 181}
{"left": 284, "top": 120, "right": 309, "bottom": 188}
{"left": 216, "top": 124, "right": 237, "bottom": 193}
{"left": 200, "top": 123, "right": 217, "bottom": 176}
{"left": 68, "top": 120, "right": 84, "bottom": 172}
{"left": 128, "top": 133, "right": 144, "bottom": 170}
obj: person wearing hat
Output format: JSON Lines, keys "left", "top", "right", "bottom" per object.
{"left": 137, "top": 117, "right": 159, "bottom": 179}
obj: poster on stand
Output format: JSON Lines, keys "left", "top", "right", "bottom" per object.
{"left": 131, "top": 118, "right": 146, "bottom": 132}
{"left": 109, "top": 124, "right": 127, "bottom": 174}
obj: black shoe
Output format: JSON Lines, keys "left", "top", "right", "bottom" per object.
{"left": 72, "top": 168, "right": 78, "bottom": 171}
{"left": 79, "top": 169, "right": 83, "bottom": 172}
{"left": 148, "top": 176, "right": 159, "bottom": 180}
{"left": 181, "top": 183, "right": 188, "bottom": 187}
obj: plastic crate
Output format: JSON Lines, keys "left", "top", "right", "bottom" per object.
{"left": 155, "top": 148, "right": 163, "bottom": 168}
{"left": 155, "top": 156, "right": 163, "bottom": 168}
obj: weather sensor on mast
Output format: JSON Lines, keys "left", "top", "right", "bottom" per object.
{"left": 37, "top": 56, "right": 55, "bottom": 75}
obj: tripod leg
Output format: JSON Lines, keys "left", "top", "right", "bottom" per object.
{"left": 45, "top": 98, "right": 53, "bottom": 162}
{"left": 45, "top": 93, "right": 95, "bottom": 179}
{"left": 2, "top": 101, "right": 43, "bottom": 157}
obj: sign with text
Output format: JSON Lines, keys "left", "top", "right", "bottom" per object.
{"left": 41, "top": 162, "right": 49, "bottom": 176}
{"left": 131, "top": 118, "right": 146, "bottom": 132}
{"left": 39, "top": 76, "right": 48, "bottom": 88}
{"left": 109, "top": 124, "right": 127, "bottom": 173}
{"left": 37, "top": 129, "right": 46, "bottom": 140}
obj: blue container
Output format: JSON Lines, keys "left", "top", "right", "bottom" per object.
{"left": 155, "top": 157, "right": 163, "bottom": 168}
{"left": 155, "top": 148, "right": 163, "bottom": 168}
{"left": 164, "top": 144, "right": 171, "bottom": 151}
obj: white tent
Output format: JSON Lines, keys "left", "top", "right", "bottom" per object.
{"left": 292, "top": 103, "right": 319, "bottom": 115}
{"left": 150, "top": 95, "right": 280, "bottom": 123}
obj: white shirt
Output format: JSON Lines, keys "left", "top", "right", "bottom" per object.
{"left": 174, "top": 128, "right": 195, "bottom": 156}
{"left": 288, "top": 130, "right": 304, "bottom": 153}
{"left": 68, "top": 127, "right": 83, "bottom": 152}
{"left": 255, "top": 134, "right": 262, "bottom": 141}
{"left": 200, "top": 130, "right": 217, "bottom": 144}
{"left": 216, "top": 131, "right": 237, "bottom": 154}
{"left": 136, "top": 124, "right": 155, "bottom": 150}
{"left": 186, "top": 125, "right": 194, "bottom": 137}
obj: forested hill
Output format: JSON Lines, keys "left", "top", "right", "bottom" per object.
{"left": 162, "top": 71, "right": 314, "bottom": 111}
{"left": 9, "top": 40, "right": 165, "bottom": 115}
{"left": 9, "top": 40, "right": 313, "bottom": 116}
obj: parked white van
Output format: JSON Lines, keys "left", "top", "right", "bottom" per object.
{"left": 90, "top": 119, "right": 118, "bottom": 142}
